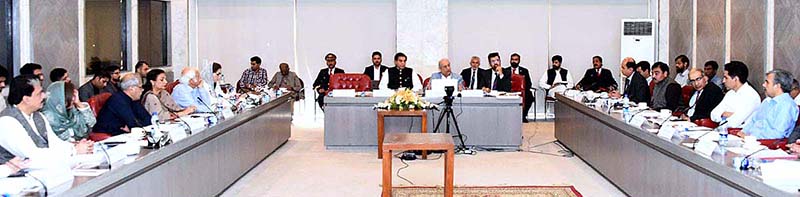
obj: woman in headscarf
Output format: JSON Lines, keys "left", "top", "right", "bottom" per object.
{"left": 141, "top": 69, "right": 195, "bottom": 121}
{"left": 42, "top": 81, "right": 97, "bottom": 141}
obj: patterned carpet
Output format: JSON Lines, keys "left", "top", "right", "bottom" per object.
{"left": 391, "top": 185, "right": 582, "bottom": 197}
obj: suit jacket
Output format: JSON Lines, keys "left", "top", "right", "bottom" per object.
{"left": 689, "top": 83, "right": 724, "bottom": 121}
{"left": 624, "top": 72, "right": 651, "bottom": 104}
{"left": 578, "top": 68, "right": 617, "bottom": 92}
{"left": 363, "top": 65, "right": 388, "bottom": 82}
{"left": 93, "top": 91, "right": 152, "bottom": 136}
{"left": 460, "top": 67, "right": 488, "bottom": 90}
{"left": 313, "top": 67, "right": 345, "bottom": 92}
{"left": 482, "top": 69, "right": 512, "bottom": 92}
{"left": 649, "top": 82, "right": 682, "bottom": 111}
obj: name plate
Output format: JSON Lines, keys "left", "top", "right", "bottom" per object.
{"left": 694, "top": 141, "right": 717, "bottom": 157}
{"left": 657, "top": 126, "right": 676, "bottom": 140}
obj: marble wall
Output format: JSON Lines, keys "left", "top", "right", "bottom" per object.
{"left": 774, "top": 0, "right": 800, "bottom": 78}
{"left": 730, "top": 0, "right": 765, "bottom": 96}
{"left": 396, "top": 0, "right": 447, "bottom": 76}
{"left": 30, "top": 0, "right": 79, "bottom": 85}
{"left": 669, "top": 0, "right": 692, "bottom": 74}
{"left": 695, "top": 0, "right": 725, "bottom": 72}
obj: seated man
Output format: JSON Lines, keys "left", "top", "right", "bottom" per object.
{"left": 704, "top": 61, "right": 724, "bottom": 89}
{"left": 739, "top": 69, "right": 799, "bottom": 139}
{"left": 460, "top": 56, "right": 488, "bottom": 90}
{"left": 481, "top": 52, "right": 511, "bottom": 92}
{"left": 363, "top": 51, "right": 388, "bottom": 90}
{"left": 172, "top": 67, "right": 211, "bottom": 112}
{"left": 237, "top": 56, "right": 269, "bottom": 93}
{"left": 637, "top": 61, "right": 652, "bottom": 84}
{"left": 313, "top": 53, "right": 345, "bottom": 109}
{"left": 576, "top": 56, "right": 617, "bottom": 92}
{"left": 135, "top": 61, "right": 151, "bottom": 83}
{"left": 790, "top": 79, "right": 800, "bottom": 105}
{"left": 380, "top": 52, "right": 423, "bottom": 92}
{"left": 609, "top": 57, "right": 650, "bottom": 103}
{"left": 649, "top": 62, "right": 682, "bottom": 111}
{"left": 710, "top": 61, "right": 761, "bottom": 127}
{"left": 682, "top": 69, "right": 723, "bottom": 121}
{"left": 0, "top": 75, "right": 93, "bottom": 171}
{"left": 427, "top": 58, "right": 464, "bottom": 90}
{"left": 93, "top": 73, "right": 152, "bottom": 136}
{"left": 78, "top": 71, "right": 110, "bottom": 102}
{"left": 19, "top": 63, "right": 44, "bottom": 82}
{"left": 49, "top": 68, "right": 71, "bottom": 83}
{"left": 268, "top": 62, "right": 304, "bottom": 99}
{"left": 538, "top": 55, "right": 573, "bottom": 97}
{"left": 102, "top": 65, "right": 122, "bottom": 93}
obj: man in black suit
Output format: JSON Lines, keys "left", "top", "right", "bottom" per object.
{"left": 505, "top": 53, "right": 534, "bottom": 122}
{"left": 576, "top": 56, "right": 617, "bottom": 92}
{"left": 610, "top": 57, "right": 650, "bottom": 103}
{"left": 460, "top": 56, "right": 488, "bottom": 90}
{"left": 313, "top": 53, "right": 345, "bottom": 109}
{"left": 682, "top": 68, "right": 723, "bottom": 121}
{"left": 363, "top": 51, "right": 388, "bottom": 90}
{"left": 482, "top": 52, "right": 511, "bottom": 92}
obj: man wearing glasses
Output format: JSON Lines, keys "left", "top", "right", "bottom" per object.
{"left": 681, "top": 69, "right": 723, "bottom": 121}
{"left": 93, "top": 73, "right": 152, "bottom": 137}
{"left": 237, "top": 56, "right": 269, "bottom": 93}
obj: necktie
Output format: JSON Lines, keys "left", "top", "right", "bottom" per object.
{"left": 513, "top": 67, "right": 517, "bottom": 75}
{"left": 329, "top": 69, "right": 333, "bottom": 76}
{"left": 492, "top": 74, "right": 498, "bottom": 90}
{"left": 470, "top": 69, "right": 476, "bottom": 89}
{"left": 597, "top": 69, "right": 601, "bottom": 78}
{"left": 624, "top": 78, "right": 630, "bottom": 92}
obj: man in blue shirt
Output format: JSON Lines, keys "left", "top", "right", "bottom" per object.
{"left": 93, "top": 73, "right": 152, "bottom": 136}
{"left": 741, "top": 69, "right": 799, "bottom": 139}
{"left": 172, "top": 67, "right": 212, "bottom": 112}
{"left": 427, "top": 58, "right": 464, "bottom": 91}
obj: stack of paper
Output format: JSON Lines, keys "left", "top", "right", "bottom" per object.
{"left": 761, "top": 160, "right": 800, "bottom": 193}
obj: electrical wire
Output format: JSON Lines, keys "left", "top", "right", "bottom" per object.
{"left": 394, "top": 152, "right": 414, "bottom": 185}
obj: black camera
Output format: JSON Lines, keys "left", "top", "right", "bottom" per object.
{"left": 443, "top": 86, "right": 455, "bottom": 106}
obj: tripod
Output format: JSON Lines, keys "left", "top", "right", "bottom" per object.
{"left": 432, "top": 96, "right": 473, "bottom": 154}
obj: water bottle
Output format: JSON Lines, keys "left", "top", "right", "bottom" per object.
{"left": 622, "top": 95, "right": 631, "bottom": 122}
{"left": 216, "top": 102, "right": 225, "bottom": 121}
{"left": 150, "top": 112, "right": 160, "bottom": 130}
{"left": 717, "top": 117, "right": 728, "bottom": 146}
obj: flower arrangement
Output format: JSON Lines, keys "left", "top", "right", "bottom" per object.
{"left": 375, "top": 89, "right": 435, "bottom": 110}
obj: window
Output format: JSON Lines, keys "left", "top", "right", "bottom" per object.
{"left": 0, "top": 0, "right": 12, "bottom": 73}
{"left": 85, "top": 0, "right": 127, "bottom": 75}
{"left": 138, "top": 0, "right": 169, "bottom": 68}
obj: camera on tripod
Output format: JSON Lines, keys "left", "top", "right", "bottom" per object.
{"left": 443, "top": 86, "right": 455, "bottom": 106}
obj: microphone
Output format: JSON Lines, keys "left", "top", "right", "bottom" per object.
{"left": 691, "top": 131, "right": 716, "bottom": 150}
{"left": 627, "top": 109, "right": 648, "bottom": 123}
{"left": 98, "top": 143, "right": 112, "bottom": 169}
{"left": 739, "top": 147, "right": 769, "bottom": 170}
{"left": 168, "top": 110, "right": 193, "bottom": 135}
{"left": 196, "top": 97, "right": 218, "bottom": 115}
{"left": 5, "top": 161, "right": 47, "bottom": 196}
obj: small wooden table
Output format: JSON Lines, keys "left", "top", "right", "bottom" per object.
{"left": 377, "top": 109, "right": 427, "bottom": 159}
{"left": 382, "top": 133, "right": 454, "bottom": 197}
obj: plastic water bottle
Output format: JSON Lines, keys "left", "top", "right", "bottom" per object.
{"left": 216, "top": 102, "right": 225, "bottom": 121}
{"left": 717, "top": 117, "right": 729, "bottom": 146}
{"left": 622, "top": 95, "right": 631, "bottom": 122}
{"left": 150, "top": 112, "right": 159, "bottom": 129}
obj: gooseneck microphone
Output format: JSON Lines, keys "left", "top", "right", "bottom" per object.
{"left": 196, "top": 97, "right": 218, "bottom": 115}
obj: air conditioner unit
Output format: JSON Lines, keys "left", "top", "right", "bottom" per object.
{"left": 620, "top": 19, "right": 655, "bottom": 63}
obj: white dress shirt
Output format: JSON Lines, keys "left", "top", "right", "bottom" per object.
{"left": 710, "top": 83, "right": 762, "bottom": 127}
{"left": 379, "top": 68, "right": 423, "bottom": 92}
{"left": 0, "top": 96, "right": 6, "bottom": 111}
{"left": 538, "top": 69, "right": 574, "bottom": 97}
{"left": 687, "top": 89, "right": 702, "bottom": 117}
{"left": 794, "top": 95, "right": 800, "bottom": 106}
{"left": 372, "top": 66, "right": 382, "bottom": 81}
{"left": 0, "top": 111, "right": 76, "bottom": 170}
{"left": 675, "top": 69, "right": 690, "bottom": 87}
{"left": 646, "top": 76, "right": 653, "bottom": 84}
{"left": 468, "top": 68, "right": 480, "bottom": 89}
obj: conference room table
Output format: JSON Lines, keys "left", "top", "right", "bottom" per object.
{"left": 0, "top": 94, "right": 294, "bottom": 196}
{"left": 324, "top": 95, "right": 522, "bottom": 150}
{"left": 554, "top": 93, "right": 794, "bottom": 196}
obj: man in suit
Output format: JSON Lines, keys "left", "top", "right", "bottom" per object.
{"left": 610, "top": 57, "right": 650, "bottom": 103}
{"left": 508, "top": 53, "right": 535, "bottom": 122}
{"left": 379, "top": 52, "right": 422, "bottom": 92}
{"left": 460, "top": 56, "right": 487, "bottom": 90}
{"left": 313, "top": 53, "right": 345, "bottom": 109}
{"left": 428, "top": 58, "right": 464, "bottom": 90}
{"left": 538, "top": 55, "right": 574, "bottom": 97}
{"left": 482, "top": 52, "right": 511, "bottom": 92}
{"left": 681, "top": 68, "right": 723, "bottom": 121}
{"left": 363, "top": 51, "right": 388, "bottom": 90}
{"left": 576, "top": 56, "right": 617, "bottom": 92}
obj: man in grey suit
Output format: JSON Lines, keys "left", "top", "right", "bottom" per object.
{"left": 428, "top": 58, "right": 464, "bottom": 91}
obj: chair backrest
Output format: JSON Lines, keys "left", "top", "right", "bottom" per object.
{"left": 329, "top": 73, "right": 372, "bottom": 92}
{"left": 423, "top": 77, "right": 431, "bottom": 89}
{"left": 681, "top": 85, "right": 694, "bottom": 106}
{"left": 693, "top": 118, "right": 719, "bottom": 129}
{"left": 649, "top": 80, "right": 655, "bottom": 96}
{"left": 166, "top": 81, "right": 181, "bottom": 94}
{"left": 87, "top": 92, "right": 113, "bottom": 117}
{"left": 511, "top": 74, "right": 525, "bottom": 92}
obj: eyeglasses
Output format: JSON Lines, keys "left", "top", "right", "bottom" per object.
{"left": 688, "top": 76, "right": 703, "bottom": 84}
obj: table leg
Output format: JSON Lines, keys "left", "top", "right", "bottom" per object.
{"left": 378, "top": 115, "right": 384, "bottom": 159}
{"left": 444, "top": 148, "right": 454, "bottom": 197}
{"left": 421, "top": 114, "right": 428, "bottom": 159}
{"left": 382, "top": 150, "right": 392, "bottom": 197}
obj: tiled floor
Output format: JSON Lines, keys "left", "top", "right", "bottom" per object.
{"left": 221, "top": 121, "right": 626, "bottom": 196}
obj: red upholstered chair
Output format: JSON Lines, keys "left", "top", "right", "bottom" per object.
{"left": 511, "top": 74, "right": 526, "bottom": 106}
{"left": 649, "top": 80, "right": 655, "bottom": 96}
{"left": 423, "top": 77, "right": 431, "bottom": 90}
{"left": 328, "top": 73, "right": 372, "bottom": 93}
{"left": 681, "top": 85, "right": 694, "bottom": 106}
{"left": 87, "top": 93, "right": 113, "bottom": 141}
{"left": 87, "top": 93, "right": 112, "bottom": 117}
{"left": 165, "top": 81, "right": 181, "bottom": 94}
{"left": 693, "top": 118, "right": 719, "bottom": 129}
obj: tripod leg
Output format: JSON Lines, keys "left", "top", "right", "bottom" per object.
{"left": 432, "top": 108, "right": 448, "bottom": 133}
{"left": 447, "top": 109, "right": 467, "bottom": 150}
